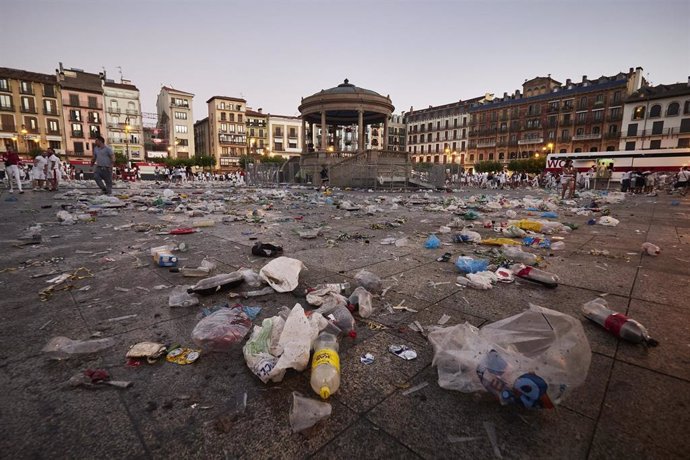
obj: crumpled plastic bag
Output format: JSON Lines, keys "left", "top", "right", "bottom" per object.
{"left": 428, "top": 304, "right": 591, "bottom": 409}
{"left": 42, "top": 336, "right": 115, "bottom": 359}
{"left": 307, "top": 285, "right": 348, "bottom": 316}
{"left": 259, "top": 257, "right": 305, "bottom": 292}
{"left": 191, "top": 308, "right": 251, "bottom": 352}
{"left": 598, "top": 216, "right": 619, "bottom": 227}
{"left": 354, "top": 269, "right": 383, "bottom": 294}
{"left": 243, "top": 318, "right": 278, "bottom": 383}
{"left": 455, "top": 256, "right": 489, "bottom": 274}
{"left": 454, "top": 228, "right": 481, "bottom": 243}
{"left": 456, "top": 271, "right": 497, "bottom": 290}
{"left": 168, "top": 286, "right": 199, "bottom": 307}
{"left": 268, "top": 304, "right": 326, "bottom": 382}
{"left": 349, "top": 286, "right": 373, "bottom": 318}
{"left": 424, "top": 234, "right": 441, "bottom": 249}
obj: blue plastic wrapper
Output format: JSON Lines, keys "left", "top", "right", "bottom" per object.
{"left": 425, "top": 234, "right": 441, "bottom": 249}
{"left": 540, "top": 212, "right": 558, "bottom": 218}
{"left": 522, "top": 236, "right": 551, "bottom": 249}
{"left": 587, "top": 219, "right": 596, "bottom": 225}
{"left": 455, "top": 256, "right": 489, "bottom": 274}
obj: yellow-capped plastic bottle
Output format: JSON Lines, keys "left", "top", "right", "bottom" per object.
{"left": 310, "top": 332, "right": 340, "bottom": 399}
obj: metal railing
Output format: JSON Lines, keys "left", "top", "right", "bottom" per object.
{"left": 572, "top": 133, "right": 602, "bottom": 141}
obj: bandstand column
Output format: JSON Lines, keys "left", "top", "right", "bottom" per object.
{"left": 358, "top": 109, "right": 364, "bottom": 153}
{"left": 301, "top": 118, "right": 307, "bottom": 154}
{"left": 320, "top": 111, "right": 327, "bottom": 151}
{"left": 383, "top": 115, "right": 389, "bottom": 150}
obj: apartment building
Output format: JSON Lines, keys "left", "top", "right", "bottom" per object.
{"left": 619, "top": 79, "right": 690, "bottom": 150}
{"left": 465, "top": 68, "right": 645, "bottom": 166}
{"left": 206, "top": 96, "right": 246, "bottom": 170}
{"left": 268, "top": 115, "right": 302, "bottom": 158}
{"left": 387, "top": 114, "right": 406, "bottom": 152}
{"left": 57, "top": 64, "right": 106, "bottom": 160}
{"left": 404, "top": 99, "right": 477, "bottom": 164}
{"left": 103, "top": 79, "right": 144, "bottom": 161}
{"left": 156, "top": 86, "right": 195, "bottom": 159}
{"left": 193, "top": 117, "right": 210, "bottom": 157}
{"left": 246, "top": 108, "right": 268, "bottom": 155}
{"left": 0, "top": 67, "right": 63, "bottom": 156}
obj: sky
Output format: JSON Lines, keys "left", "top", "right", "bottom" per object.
{"left": 4, "top": 0, "right": 689, "bottom": 121}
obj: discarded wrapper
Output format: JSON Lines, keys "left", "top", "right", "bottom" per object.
{"left": 166, "top": 347, "right": 201, "bottom": 365}
{"left": 360, "top": 353, "right": 375, "bottom": 365}
{"left": 389, "top": 345, "right": 417, "bottom": 360}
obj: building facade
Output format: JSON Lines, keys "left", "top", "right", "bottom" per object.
{"left": 206, "top": 96, "right": 246, "bottom": 170}
{"left": 619, "top": 80, "right": 690, "bottom": 150}
{"left": 57, "top": 65, "right": 106, "bottom": 160}
{"left": 246, "top": 108, "right": 268, "bottom": 155}
{"left": 143, "top": 126, "right": 168, "bottom": 160}
{"left": 268, "top": 114, "right": 302, "bottom": 158}
{"left": 193, "top": 117, "right": 210, "bottom": 157}
{"left": 103, "top": 79, "right": 144, "bottom": 161}
{"left": 404, "top": 99, "right": 476, "bottom": 165}
{"left": 0, "top": 67, "right": 64, "bottom": 156}
{"left": 465, "top": 68, "right": 645, "bottom": 167}
{"left": 156, "top": 86, "right": 195, "bottom": 159}
{"left": 387, "top": 114, "right": 406, "bottom": 152}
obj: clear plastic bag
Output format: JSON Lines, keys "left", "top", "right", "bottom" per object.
{"left": 349, "top": 286, "right": 373, "bottom": 318}
{"left": 354, "top": 269, "right": 383, "bottom": 294}
{"left": 191, "top": 308, "right": 251, "bottom": 352}
{"left": 454, "top": 256, "right": 489, "bottom": 274}
{"left": 428, "top": 304, "right": 591, "bottom": 409}
{"left": 168, "top": 286, "right": 199, "bottom": 307}
{"left": 42, "top": 336, "right": 115, "bottom": 359}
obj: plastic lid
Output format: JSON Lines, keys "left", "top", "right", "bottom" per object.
{"left": 320, "top": 386, "right": 331, "bottom": 399}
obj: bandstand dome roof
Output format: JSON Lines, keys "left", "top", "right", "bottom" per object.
{"left": 298, "top": 79, "right": 394, "bottom": 125}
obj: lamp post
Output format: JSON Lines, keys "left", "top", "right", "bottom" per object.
{"left": 12, "top": 125, "right": 30, "bottom": 153}
{"left": 124, "top": 117, "right": 131, "bottom": 161}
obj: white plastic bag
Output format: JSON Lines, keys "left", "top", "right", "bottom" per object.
{"left": 168, "top": 286, "right": 199, "bottom": 307}
{"left": 354, "top": 269, "right": 383, "bottom": 294}
{"left": 259, "top": 257, "right": 305, "bottom": 292}
{"left": 598, "top": 216, "right": 619, "bottom": 227}
{"left": 428, "top": 304, "right": 591, "bottom": 409}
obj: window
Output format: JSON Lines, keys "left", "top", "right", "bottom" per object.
{"left": 667, "top": 102, "right": 680, "bottom": 116}
{"left": 69, "top": 94, "right": 80, "bottom": 106}
{"left": 274, "top": 141, "right": 284, "bottom": 151}
{"left": 238, "top": 114, "right": 243, "bottom": 123}
{"left": 172, "top": 98, "right": 188, "bottom": 107}
{"left": 44, "top": 99, "right": 57, "bottom": 115}
{"left": 71, "top": 123, "right": 83, "bottom": 137}
{"left": 684, "top": 101, "right": 690, "bottom": 115}
{"left": 44, "top": 84, "right": 56, "bottom": 98}
{"left": 678, "top": 138, "right": 690, "bottom": 148}
{"left": 592, "top": 126, "right": 601, "bottom": 135}
{"left": 89, "top": 125, "right": 100, "bottom": 138}
{"left": 679, "top": 118, "right": 690, "bottom": 133}
{"left": 0, "top": 94, "right": 12, "bottom": 109}
{"left": 625, "top": 141, "right": 636, "bottom": 151}
{"left": 26, "top": 117, "right": 38, "bottom": 131}
{"left": 88, "top": 96, "right": 97, "bottom": 108}
{"left": 20, "top": 81, "right": 32, "bottom": 94}
{"left": 574, "top": 148, "right": 582, "bottom": 153}
{"left": 289, "top": 127, "right": 297, "bottom": 137}
{"left": 175, "top": 111, "right": 188, "bottom": 120}
{"left": 21, "top": 96, "right": 35, "bottom": 112}
{"left": 89, "top": 112, "right": 100, "bottom": 123}
{"left": 590, "top": 147, "right": 598, "bottom": 152}
{"left": 613, "top": 91, "right": 621, "bottom": 103}
{"left": 608, "top": 124, "right": 618, "bottom": 134}
{"left": 649, "top": 139, "right": 662, "bottom": 149}
{"left": 576, "top": 128, "right": 585, "bottom": 136}
{"left": 595, "top": 94, "right": 605, "bottom": 105}
{"left": 593, "top": 110, "right": 603, "bottom": 121}
{"left": 48, "top": 119, "right": 59, "bottom": 133}
{"left": 74, "top": 142, "right": 84, "bottom": 154}
{"left": 651, "top": 121, "right": 664, "bottom": 135}
{"left": 1, "top": 114, "right": 15, "bottom": 131}
{"left": 0, "top": 79, "right": 8, "bottom": 91}
{"left": 649, "top": 104, "right": 662, "bottom": 118}
{"left": 220, "top": 123, "right": 228, "bottom": 132}
{"left": 579, "top": 97, "right": 588, "bottom": 110}
{"left": 632, "top": 105, "right": 645, "bottom": 120}
{"left": 610, "top": 107, "right": 622, "bottom": 120}
{"left": 229, "top": 113, "right": 235, "bottom": 122}
{"left": 175, "top": 125, "right": 188, "bottom": 133}
{"left": 49, "top": 140, "right": 61, "bottom": 150}
{"left": 627, "top": 123, "right": 638, "bottom": 136}
{"left": 177, "top": 139, "right": 189, "bottom": 146}
{"left": 576, "top": 112, "right": 586, "bottom": 123}
{"left": 70, "top": 109, "right": 81, "bottom": 121}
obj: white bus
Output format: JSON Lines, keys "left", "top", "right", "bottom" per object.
{"left": 545, "top": 148, "right": 690, "bottom": 181}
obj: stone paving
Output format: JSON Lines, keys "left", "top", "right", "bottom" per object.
{"left": 0, "top": 182, "right": 688, "bottom": 459}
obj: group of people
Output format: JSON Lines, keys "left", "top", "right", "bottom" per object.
{"left": 2, "top": 147, "right": 63, "bottom": 193}
{"left": 153, "top": 166, "right": 247, "bottom": 186}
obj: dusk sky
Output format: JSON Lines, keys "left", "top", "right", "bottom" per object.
{"left": 5, "top": 0, "right": 689, "bottom": 121}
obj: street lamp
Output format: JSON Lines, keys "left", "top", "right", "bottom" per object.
{"left": 125, "top": 117, "right": 131, "bottom": 160}
{"left": 12, "top": 125, "right": 31, "bottom": 153}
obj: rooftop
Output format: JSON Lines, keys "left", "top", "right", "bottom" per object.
{"left": 206, "top": 95, "right": 246, "bottom": 104}
{"left": 104, "top": 81, "right": 139, "bottom": 91}
{"left": 0, "top": 67, "right": 56, "bottom": 85}
{"left": 161, "top": 86, "right": 194, "bottom": 96}
{"left": 627, "top": 82, "right": 690, "bottom": 102}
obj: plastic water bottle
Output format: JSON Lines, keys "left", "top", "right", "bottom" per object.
{"left": 327, "top": 304, "right": 357, "bottom": 338}
{"left": 502, "top": 245, "right": 539, "bottom": 265}
{"left": 509, "top": 264, "right": 559, "bottom": 288}
{"left": 582, "top": 298, "right": 659, "bottom": 346}
{"left": 310, "top": 332, "right": 340, "bottom": 399}
{"left": 641, "top": 242, "right": 660, "bottom": 256}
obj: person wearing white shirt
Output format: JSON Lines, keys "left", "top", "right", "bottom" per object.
{"left": 33, "top": 151, "right": 48, "bottom": 191}
{"left": 620, "top": 170, "right": 631, "bottom": 193}
{"left": 46, "top": 148, "right": 62, "bottom": 191}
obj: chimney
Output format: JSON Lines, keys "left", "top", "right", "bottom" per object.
{"left": 515, "top": 90, "right": 521, "bottom": 98}
{"left": 59, "top": 62, "right": 64, "bottom": 72}
{"left": 687, "top": 76, "right": 690, "bottom": 87}
{"left": 503, "top": 92, "right": 508, "bottom": 99}
{"left": 566, "top": 78, "right": 572, "bottom": 86}
{"left": 582, "top": 75, "right": 587, "bottom": 82}
{"left": 258, "top": 108, "right": 262, "bottom": 113}
{"left": 629, "top": 67, "right": 634, "bottom": 74}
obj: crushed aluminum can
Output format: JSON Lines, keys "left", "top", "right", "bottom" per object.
{"left": 388, "top": 345, "right": 417, "bottom": 360}
{"left": 166, "top": 347, "right": 201, "bottom": 365}
{"left": 360, "top": 353, "right": 375, "bottom": 365}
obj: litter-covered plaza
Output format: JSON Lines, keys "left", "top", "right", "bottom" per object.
{"left": 1, "top": 182, "right": 688, "bottom": 459}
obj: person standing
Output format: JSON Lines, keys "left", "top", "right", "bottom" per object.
{"left": 675, "top": 166, "right": 689, "bottom": 196}
{"left": 2, "top": 148, "right": 24, "bottom": 193}
{"left": 46, "top": 148, "right": 62, "bottom": 191}
{"left": 320, "top": 165, "right": 329, "bottom": 188}
{"left": 34, "top": 151, "right": 48, "bottom": 191}
{"left": 560, "top": 159, "right": 576, "bottom": 199}
{"left": 92, "top": 135, "right": 114, "bottom": 195}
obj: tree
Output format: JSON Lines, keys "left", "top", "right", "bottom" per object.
{"left": 195, "top": 155, "right": 215, "bottom": 171}
{"left": 115, "top": 152, "right": 129, "bottom": 166}
{"left": 508, "top": 157, "right": 546, "bottom": 174}
{"left": 473, "top": 160, "right": 503, "bottom": 173}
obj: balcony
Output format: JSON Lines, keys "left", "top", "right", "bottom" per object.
{"left": 608, "top": 114, "right": 623, "bottom": 122}
{"left": 477, "top": 140, "right": 496, "bottom": 148}
{"left": 125, "top": 109, "right": 138, "bottom": 115}
{"left": 88, "top": 118, "right": 101, "bottom": 124}
{"left": 560, "top": 119, "right": 574, "bottom": 126}
{"left": 20, "top": 106, "right": 38, "bottom": 114}
{"left": 548, "top": 106, "right": 560, "bottom": 113}
{"left": 0, "top": 124, "right": 16, "bottom": 132}
{"left": 605, "top": 132, "right": 621, "bottom": 139}
{"left": 107, "top": 107, "right": 121, "bottom": 114}
{"left": 572, "top": 133, "right": 602, "bottom": 141}
{"left": 20, "top": 87, "right": 34, "bottom": 95}
{"left": 72, "top": 130, "right": 84, "bottom": 138}
{"left": 43, "top": 107, "right": 59, "bottom": 116}
{"left": 69, "top": 116, "right": 83, "bottom": 122}
{"left": 517, "top": 137, "right": 544, "bottom": 145}
{"left": 559, "top": 135, "right": 572, "bottom": 142}
{"left": 575, "top": 118, "right": 588, "bottom": 125}
{"left": 171, "top": 102, "right": 189, "bottom": 108}
{"left": 626, "top": 128, "right": 677, "bottom": 138}
{"left": 47, "top": 129, "right": 61, "bottom": 136}
{"left": 0, "top": 84, "right": 11, "bottom": 93}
